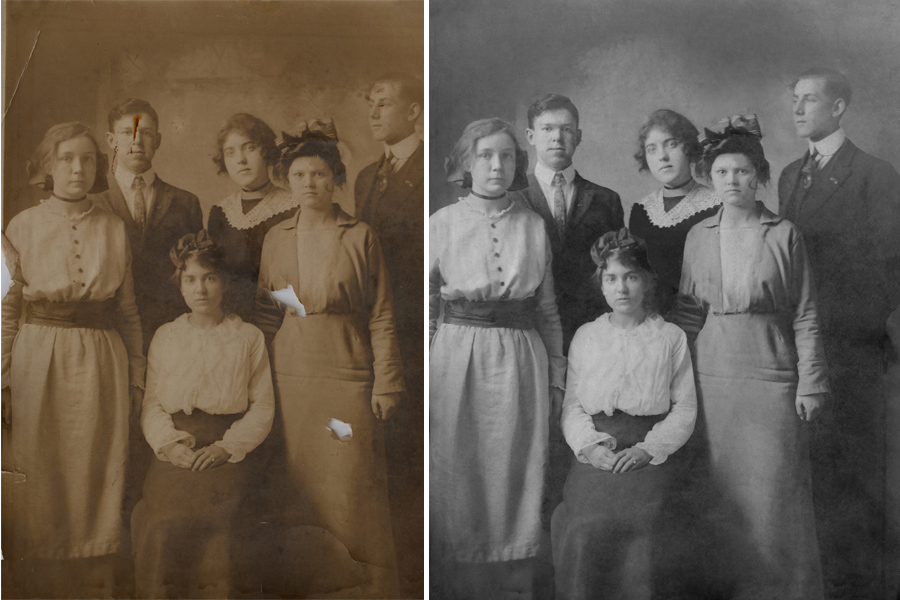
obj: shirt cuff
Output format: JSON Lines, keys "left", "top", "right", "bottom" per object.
{"left": 214, "top": 440, "right": 246, "bottom": 463}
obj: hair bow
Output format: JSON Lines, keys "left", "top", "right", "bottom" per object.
{"left": 590, "top": 228, "right": 645, "bottom": 268}
{"left": 169, "top": 230, "right": 218, "bottom": 268}
{"left": 279, "top": 118, "right": 339, "bottom": 153}
{"left": 698, "top": 114, "right": 762, "bottom": 153}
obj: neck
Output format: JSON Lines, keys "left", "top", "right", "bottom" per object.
{"left": 189, "top": 309, "right": 225, "bottom": 330}
{"left": 48, "top": 194, "right": 91, "bottom": 216}
{"left": 296, "top": 203, "right": 337, "bottom": 228}
{"left": 662, "top": 176, "right": 695, "bottom": 196}
{"left": 385, "top": 130, "right": 416, "bottom": 146}
{"left": 241, "top": 180, "right": 272, "bottom": 199}
{"left": 809, "top": 126, "right": 840, "bottom": 144}
{"left": 467, "top": 192, "right": 510, "bottom": 215}
{"left": 471, "top": 189, "right": 506, "bottom": 200}
{"left": 609, "top": 309, "right": 646, "bottom": 331}
{"left": 541, "top": 159, "right": 572, "bottom": 173}
{"left": 720, "top": 201, "right": 761, "bottom": 227}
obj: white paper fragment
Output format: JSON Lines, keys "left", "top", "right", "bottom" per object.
{"left": 326, "top": 418, "right": 353, "bottom": 442}
{"left": 270, "top": 285, "right": 306, "bottom": 317}
{"left": 1, "top": 253, "right": 10, "bottom": 300}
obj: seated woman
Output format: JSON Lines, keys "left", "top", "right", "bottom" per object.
{"left": 131, "top": 231, "right": 274, "bottom": 599}
{"left": 207, "top": 113, "right": 298, "bottom": 320}
{"left": 628, "top": 109, "right": 719, "bottom": 315}
{"left": 551, "top": 229, "right": 697, "bottom": 600}
{"left": 255, "top": 122, "right": 404, "bottom": 597}
{"left": 672, "top": 115, "right": 827, "bottom": 599}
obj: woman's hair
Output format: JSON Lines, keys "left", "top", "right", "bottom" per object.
{"left": 26, "top": 122, "right": 109, "bottom": 193}
{"left": 274, "top": 136, "right": 346, "bottom": 186}
{"left": 695, "top": 134, "right": 771, "bottom": 185}
{"left": 633, "top": 109, "right": 702, "bottom": 171}
{"left": 169, "top": 230, "right": 235, "bottom": 312}
{"left": 590, "top": 228, "right": 658, "bottom": 316}
{"left": 212, "top": 113, "right": 280, "bottom": 175}
{"left": 444, "top": 117, "right": 529, "bottom": 191}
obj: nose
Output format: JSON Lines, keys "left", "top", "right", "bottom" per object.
{"left": 659, "top": 147, "right": 670, "bottom": 161}
{"left": 369, "top": 105, "right": 380, "bottom": 120}
{"left": 490, "top": 154, "right": 504, "bottom": 171}
{"left": 793, "top": 100, "right": 804, "bottom": 115}
{"left": 616, "top": 277, "right": 628, "bottom": 294}
{"left": 237, "top": 150, "right": 247, "bottom": 164}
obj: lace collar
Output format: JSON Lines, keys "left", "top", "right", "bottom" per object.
{"left": 638, "top": 183, "right": 720, "bottom": 229}
{"left": 460, "top": 194, "right": 516, "bottom": 219}
{"left": 217, "top": 184, "right": 299, "bottom": 231}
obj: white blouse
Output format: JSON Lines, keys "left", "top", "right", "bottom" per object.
{"left": 140, "top": 314, "right": 275, "bottom": 463}
{"left": 561, "top": 314, "right": 697, "bottom": 465}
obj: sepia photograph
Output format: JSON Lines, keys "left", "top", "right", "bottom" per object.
{"left": 429, "top": 0, "right": 900, "bottom": 599}
{"left": 2, "top": 1, "right": 423, "bottom": 598}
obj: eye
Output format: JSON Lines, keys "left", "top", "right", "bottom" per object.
{"left": 645, "top": 144, "right": 656, "bottom": 154}
{"left": 247, "top": 144, "right": 256, "bottom": 152}
{"left": 666, "top": 140, "right": 679, "bottom": 149}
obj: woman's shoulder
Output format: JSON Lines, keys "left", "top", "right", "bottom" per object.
{"left": 148, "top": 314, "right": 190, "bottom": 351}
{"left": 571, "top": 314, "right": 612, "bottom": 344}
{"left": 223, "top": 314, "right": 266, "bottom": 342}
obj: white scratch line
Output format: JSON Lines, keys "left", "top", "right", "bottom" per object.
{"left": 4, "top": 30, "right": 41, "bottom": 119}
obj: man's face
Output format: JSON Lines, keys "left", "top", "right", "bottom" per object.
{"left": 525, "top": 109, "right": 581, "bottom": 171}
{"left": 106, "top": 112, "right": 160, "bottom": 174}
{"left": 792, "top": 78, "right": 842, "bottom": 142}
{"left": 367, "top": 82, "right": 416, "bottom": 145}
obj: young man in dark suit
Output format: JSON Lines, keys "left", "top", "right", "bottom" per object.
{"left": 353, "top": 73, "right": 424, "bottom": 595}
{"left": 511, "top": 94, "right": 624, "bottom": 353}
{"left": 92, "top": 98, "right": 203, "bottom": 354}
{"left": 779, "top": 68, "right": 900, "bottom": 599}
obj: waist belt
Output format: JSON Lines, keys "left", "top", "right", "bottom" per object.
{"left": 443, "top": 297, "right": 537, "bottom": 330}
{"left": 25, "top": 299, "right": 117, "bottom": 330}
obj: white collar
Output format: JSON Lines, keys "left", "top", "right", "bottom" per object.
{"left": 638, "top": 183, "right": 720, "bottom": 229}
{"left": 115, "top": 164, "right": 156, "bottom": 190}
{"left": 809, "top": 128, "right": 845, "bottom": 158}
{"left": 534, "top": 160, "right": 576, "bottom": 187}
{"left": 385, "top": 132, "right": 420, "bottom": 161}
{"left": 217, "top": 184, "right": 299, "bottom": 230}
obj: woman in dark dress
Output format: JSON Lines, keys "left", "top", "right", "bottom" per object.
{"left": 628, "top": 109, "right": 719, "bottom": 315}
{"left": 207, "top": 113, "right": 298, "bottom": 321}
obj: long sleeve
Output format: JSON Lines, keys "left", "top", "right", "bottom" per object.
{"left": 1, "top": 278, "right": 24, "bottom": 388}
{"left": 113, "top": 242, "right": 146, "bottom": 388}
{"left": 429, "top": 217, "right": 443, "bottom": 343}
{"left": 634, "top": 329, "right": 697, "bottom": 464}
{"left": 214, "top": 328, "right": 275, "bottom": 462}
{"left": 534, "top": 243, "right": 566, "bottom": 389}
{"left": 789, "top": 231, "right": 829, "bottom": 396}
{"left": 366, "top": 231, "right": 405, "bottom": 395}
{"left": 140, "top": 333, "right": 194, "bottom": 460}
{"left": 671, "top": 232, "right": 708, "bottom": 348}
{"left": 253, "top": 233, "right": 286, "bottom": 347}
{"left": 560, "top": 331, "right": 615, "bottom": 462}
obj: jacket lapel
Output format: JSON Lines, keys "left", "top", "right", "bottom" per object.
{"left": 568, "top": 173, "right": 593, "bottom": 228}
{"left": 797, "top": 140, "right": 855, "bottom": 224}
{"left": 522, "top": 173, "right": 560, "bottom": 248}
{"left": 385, "top": 142, "right": 424, "bottom": 202}
{"left": 148, "top": 178, "right": 175, "bottom": 231}
{"left": 781, "top": 155, "right": 806, "bottom": 217}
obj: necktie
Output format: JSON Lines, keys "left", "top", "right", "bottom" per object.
{"left": 375, "top": 151, "right": 393, "bottom": 193}
{"left": 552, "top": 171, "right": 567, "bottom": 239}
{"left": 787, "top": 150, "right": 818, "bottom": 223}
{"left": 133, "top": 175, "right": 146, "bottom": 232}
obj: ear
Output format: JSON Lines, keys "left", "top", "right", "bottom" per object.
{"left": 155, "top": 132, "right": 163, "bottom": 150}
{"left": 575, "top": 128, "right": 583, "bottom": 148}
{"left": 831, "top": 98, "right": 847, "bottom": 120}
{"left": 525, "top": 128, "right": 535, "bottom": 146}
{"left": 406, "top": 102, "right": 422, "bottom": 123}
{"left": 105, "top": 131, "right": 116, "bottom": 150}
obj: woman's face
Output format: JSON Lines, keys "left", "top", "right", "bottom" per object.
{"left": 644, "top": 126, "right": 691, "bottom": 187}
{"left": 711, "top": 153, "right": 758, "bottom": 208}
{"left": 288, "top": 156, "right": 335, "bottom": 210}
{"left": 51, "top": 135, "right": 97, "bottom": 199}
{"left": 180, "top": 256, "right": 225, "bottom": 317}
{"left": 223, "top": 131, "right": 270, "bottom": 190}
{"left": 600, "top": 256, "right": 647, "bottom": 318}
{"left": 468, "top": 131, "right": 517, "bottom": 197}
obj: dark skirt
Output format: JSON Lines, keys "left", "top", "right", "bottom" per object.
{"left": 131, "top": 410, "right": 248, "bottom": 599}
{"left": 551, "top": 411, "right": 676, "bottom": 600}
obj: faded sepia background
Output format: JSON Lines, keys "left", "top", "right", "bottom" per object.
{"left": 430, "top": 0, "right": 900, "bottom": 598}
{"left": 3, "top": 1, "right": 423, "bottom": 597}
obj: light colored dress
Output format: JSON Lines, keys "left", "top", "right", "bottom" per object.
{"left": 1, "top": 201, "right": 144, "bottom": 559}
{"left": 551, "top": 313, "right": 696, "bottom": 600}
{"left": 673, "top": 203, "right": 828, "bottom": 599}
{"left": 429, "top": 195, "right": 566, "bottom": 562}
{"left": 256, "top": 204, "right": 405, "bottom": 597}
{"left": 131, "top": 313, "right": 274, "bottom": 598}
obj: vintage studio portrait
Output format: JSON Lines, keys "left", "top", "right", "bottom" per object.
{"left": 1, "top": 1, "right": 424, "bottom": 598}
{"left": 429, "top": 0, "right": 900, "bottom": 599}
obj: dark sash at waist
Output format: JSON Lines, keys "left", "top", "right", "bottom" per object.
{"left": 591, "top": 410, "right": 667, "bottom": 449}
{"left": 24, "top": 299, "right": 117, "bottom": 330}
{"left": 171, "top": 410, "right": 245, "bottom": 448}
{"left": 443, "top": 297, "right": 537, "bottom": 330}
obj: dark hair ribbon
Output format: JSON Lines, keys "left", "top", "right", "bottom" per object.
{"left": 697, "top": 114, "right": 762, "bottom": 153}
{"left": 279, "top": 119, "right": 339, "bottom": 155}
{"left": 169, "top": 230, "right": 218, "bottom": 269}
{"left": 590, "top": 227, "right": 643, "bottom": 268}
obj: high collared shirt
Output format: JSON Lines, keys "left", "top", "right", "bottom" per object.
{"left": 808, "top": 127, "right": 846, "bottom": 170}
{"left": 114, "top": 164, "right": 157, "bottom": 222}
{"left": 534, "top": 161, "right": 577, "bottom": 220}
{"left": 385, "top": 132, "right": 421, "bottom": 173}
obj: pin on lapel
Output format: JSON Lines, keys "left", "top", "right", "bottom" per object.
{"left": 829, "top": 177, "right": 839, "bottom": 186}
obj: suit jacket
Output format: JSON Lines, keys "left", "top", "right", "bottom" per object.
{"left": 779, "top": 139, "right": 900, "bottom": 339}
{"left": 511, "top": 172, "right": 624, "bottom": 352}
{"left": 91, "top": 176, "right": 203, "bottom": 352}
{"left": 354, "top": 142, "right": 424, "bottom": 348}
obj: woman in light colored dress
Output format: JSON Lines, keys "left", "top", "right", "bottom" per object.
{"left": 207, "top": 113, "right": 298, "bottom": 321}
{"left": 256, "top": 123, "right": 404, "bottom": 598}
{"left": 429, "top": 118, "right": 566, "bottom": 598}
{"left": 551, "top": 229, "right": 696, "bottom": 600}
{"left": 628, "top": 109, "right": 720, "bottom": 316}
{"left": 131, "top": 231, "right": 274, "bottom": 599}
{"left": 1, "top": 122, "right": 145, "bottom": 598}
{"left": 672, "top": 115, "right": 827, "bottom": 599}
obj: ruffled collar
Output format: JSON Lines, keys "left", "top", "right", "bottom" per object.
{"left": 176, "top": 312, "right": 243, "bottom": 335}
{"left": 637, "top": 183, "right": 720, "bottom": 229}
{"left": 460, "top": 194, "right": 516, "bottom": 219}
{"left": 39, "top": 198, "right": 97, "bottom": 221}
{"left": 599, "top": 312, "right": 664, "bottom": 338}
{"left": 216, "top": 184, "right": 299, "bottom": 230}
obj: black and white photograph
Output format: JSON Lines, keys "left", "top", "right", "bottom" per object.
{"left": 429, "top": 1, "right": 900, "bottom": 599}
{"left": 2, "top": 1, "right": 423, "bottom": 598}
